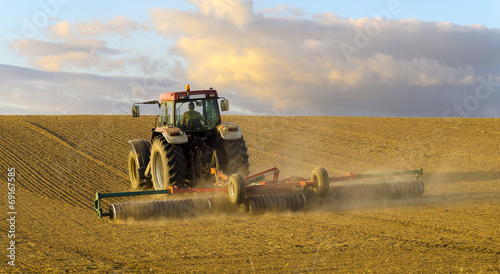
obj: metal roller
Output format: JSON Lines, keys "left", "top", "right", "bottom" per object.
{"left": 329, "top": 180, "right": 424, "bottom": 201}
{"left": 94, "top": 168, "right": 425, "bottom": 220}
{"left": 109, "top": 198, "right": 212, "bottom": 221}
{"left": 244, "top": 193, "right": 307, "bottom": 215}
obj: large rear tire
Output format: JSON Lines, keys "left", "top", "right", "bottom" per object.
{"left": 150, "top": 137, "right": 187, "bottom": 190}
{"left": 217, "top": 137, "right": 250, "bottom": 177}
{"left": 128, "top": 149, "right": 152, "bottom": 190}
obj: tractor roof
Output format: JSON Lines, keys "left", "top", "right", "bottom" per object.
{"left": 159, "top": 88, "right": 219, "bottom": 102}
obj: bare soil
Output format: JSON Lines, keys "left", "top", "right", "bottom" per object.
{"left": 0, "top": 115, "right": 499, "bottom": 273}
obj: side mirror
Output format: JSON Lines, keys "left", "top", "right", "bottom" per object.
{"left": 220, "top": 100, "right": 229, "bottom": 111}
{"left": 132, "top": 105, "right": 140, "bottom": 117}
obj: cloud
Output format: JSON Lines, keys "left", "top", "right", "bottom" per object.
{"left": 11, "top": 38, "right": 124, "bottom": 71}
{"left": 149, "top": 0, "right": 500, "bottom": 117}
{"left": 12, "top": 39, "right": 120, "bottom": 56}
{"left": 48, "top": 21, "right": 73, "bottom": 39}
{"left": 33, "top": 51, "right": 126, "bottom": 72}
{"left": 47, "top": 16, "right": 147, "bottom": 39}
{"left": 0, "top": 64, "right": 175, "bottom": 115}
{"left": 12, "top": 16, "right": 152, "bottom": 73}
{"left": 187, "top": 0, "right": 255, "bottom": 28}
{"left": 4, "top": 0, "right": 500, "bottom": 117}
{"left": 259, "top": 5, "right": 306, "bottom": 18}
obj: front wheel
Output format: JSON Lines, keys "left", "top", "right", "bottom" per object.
{"left": 150, "top": 137, "right": 187, "bottom": 190}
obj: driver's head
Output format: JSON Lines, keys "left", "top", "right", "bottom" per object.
{"left": 188, "top": 102, "right": 195, "bottom": 110}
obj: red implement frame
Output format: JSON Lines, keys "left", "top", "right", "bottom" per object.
{"left": 165, "top": 167, "right": 422, "bottom": 195}
{"left": 211, "top": 167, "right": 315, "bottom": 195}
{"left": 95, "top": 167, "right": 423, "bottom": 218}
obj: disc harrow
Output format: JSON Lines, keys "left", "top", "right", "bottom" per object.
{"left": 329, "top": 180, "right": 424, "bottom": 201}
{"left": 109, "top": 198, "right": 213, "bottom": 221}
{"left": 243, "top": 193, "right": 308, "bottom": 215}
{"left": 94, "top": 167, "right": 424, "bottom": 221}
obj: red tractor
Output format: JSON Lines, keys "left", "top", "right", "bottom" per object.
{"left": 128, "top": 86, "right": 250, "bottom": 190}
{"left": 93, "top": 85, "right": 425, "bottom": 220}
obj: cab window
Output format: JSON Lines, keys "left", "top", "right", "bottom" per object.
{"left": 175, "top": 99, "right": 220, "bottom": 130}
{"left": 159, "top": 104, "right": 167, "bottom": 126}
{"left": 159, "top": 102, "right": 174, "bottom": 127}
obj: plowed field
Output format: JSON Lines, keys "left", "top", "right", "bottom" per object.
{"left": 1, "top": 115, "right": 499, "bottom": 273}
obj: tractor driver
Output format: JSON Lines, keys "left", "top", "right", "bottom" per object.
{"left": 181, "top": 102, "right": 205, "bottom": 127}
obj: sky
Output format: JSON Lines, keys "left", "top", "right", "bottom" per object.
{"left": 1, "top": 0, "right": 499, "bottom": 117}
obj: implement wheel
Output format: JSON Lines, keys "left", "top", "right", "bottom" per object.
{"left": 228, "top": 174, "right": 246, "bottom": 205}
{"left": 150, "top": 137, "right": 187, "bottom": 190}
{"left": 311, "top": 167, "right": 329, "bottom": 197}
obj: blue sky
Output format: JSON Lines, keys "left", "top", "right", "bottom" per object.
{"left": 1, "top": 0, "right": 499, "bottom": 116}
{"left": 256, "top": 0, "right": 500, "bottom": 27}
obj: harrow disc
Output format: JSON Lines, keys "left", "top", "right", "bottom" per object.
{"left": 109, "top": 198, "right": 212, "bottom": 221}
{"left": 244, "top": 193, "right": 307, "bottom": 215}
{"left": 329, "top": 180, "right": 424, "bottom": 201}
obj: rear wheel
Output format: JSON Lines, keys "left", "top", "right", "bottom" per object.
{"left": 128, "top": 149, "right": 152, "bottom": 190}
{"left": 217, "top": 138, "right": 250, "bottom": 177}
{"left": 150, "top": 137, "right": 187, "bottom": 190}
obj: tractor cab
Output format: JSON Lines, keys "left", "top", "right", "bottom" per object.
{"left": 172, "top": 98, "right": 219, "bottom": 131}
{"left": 132, "top": 85, "right": 229, "bottom": 133}
{"left": 161, "top": 86, "right": 228, "bottom": 132}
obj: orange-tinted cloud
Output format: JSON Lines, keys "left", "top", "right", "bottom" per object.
{"left": 150, "top": 0, "right": 495, "bottom": 115}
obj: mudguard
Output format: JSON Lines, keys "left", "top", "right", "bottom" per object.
{"left": 154, "top": 127, "right": 188, "bottom": 145}
{"left": 217, "top": 123, "right": 242, "bottom": 140}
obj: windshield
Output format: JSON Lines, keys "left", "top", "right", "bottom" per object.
{"left": 175, "top": 99, "right": 220, "bottom": 131}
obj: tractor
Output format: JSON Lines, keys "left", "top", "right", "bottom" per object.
{"left": 128, "top": 85, "right": 250, "bottom": 191}
{"left": 93, "top": 86, "right": 425, "bottom": 221}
